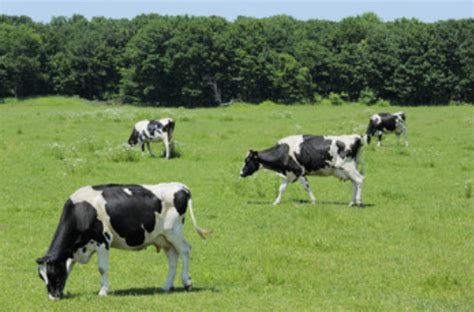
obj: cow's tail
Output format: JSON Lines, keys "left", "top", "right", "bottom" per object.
{"left": 187, "top": 198, "right": 210, "bottom": 239}
{"left": 357, "top": 135, "right": 365, "bottom": 175}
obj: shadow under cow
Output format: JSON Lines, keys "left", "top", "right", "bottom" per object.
{"left": 111, "top": 286, "right": 219, "bottom": 296}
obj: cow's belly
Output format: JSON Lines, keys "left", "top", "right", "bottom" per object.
{"left": 109, "top": 225, "right": 166, "bottom": 250}
{"left": 307, "top": 167, "right": 335, "bottom": 177}
{"left": 307, "top": 167, "right": 350, "bottom": 181}
{"left": 110, "top": 233, "right": 171, "bottom": 251}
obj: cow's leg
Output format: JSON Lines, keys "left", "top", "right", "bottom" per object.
{"left": 97, "top": 244, "right": 109, "bottom": 296}
{"left": 141, "top": 142, "right": 146, "bottom": 152}
{"left": 163, "top": 134, "right": 171, "bottom": 159}
{"left": 179, "top": 240, "right": 192, "bottom": 289}
{"left": 274, "top": 177, "right": 289, "bottom": 205}
{"left": 347, "top": 167, "right": 364, "bottom": 207}
{"left": 396, "top": 134, "right": 401, "bottom": 145}
{"left": 164, "top": 233, "right": 192, "bottom": 290}
{"left": 146, "top": 141, "right": 157, "bottom": 157}
{"left": 377, "top": 134, "right": 382, "bottom": 147}
{"left": 403, "top": 128, "right": 408, "bottom": 147}
{"left": 162, "top": 246, "right": 179, "bottom": 292}
{"left": 299, "top": 176, "right": 316, "bottom": 204}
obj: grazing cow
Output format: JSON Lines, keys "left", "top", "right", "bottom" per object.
{"left": 366, "top": 112, "right": 407, "bottom": 147}
{"left": 128, "top": 118, "right": 175, "bottom": 158}
{"left": 36, "top": 183, "right": 209, "bottom": 300}
{"left": 240, "top": 134, "right": 365, "bottom": 207}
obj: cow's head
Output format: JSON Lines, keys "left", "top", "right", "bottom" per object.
{"left": 365, "top": 119, "right": 376, "bottom": 144}
{"left": 127, "top": 128, "right": 140, "bottom": 146}
{"left": 240, "top": 150, "right": 260, "bottom": 177}
{"left": 36, "top": 256, "right": 68, "bottom": 300}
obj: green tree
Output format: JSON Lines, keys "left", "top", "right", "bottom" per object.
{"left": 0, "top": 23, "right": 43, "bottom": 97}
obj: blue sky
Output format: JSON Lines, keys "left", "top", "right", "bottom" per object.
{"left": 1, "top": 0, "right": 472, "bottom": 22}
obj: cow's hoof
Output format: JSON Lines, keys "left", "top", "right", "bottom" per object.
{"left": 48, "top": 294, "right": 60, "bottom": 301}
{"left": 98, "top": 288, "right": 108, "bottom": 296}
{"left": 348, "top": 202, "right": 355, "bottom": 207}
{"left": 184, "top": 283, "right": 192, "bottom": 292}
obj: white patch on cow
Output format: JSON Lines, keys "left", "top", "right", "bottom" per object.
{"left": 324, "top": 134, "right": 361, "bottom": 168}
{"left": 123, "top": 188, "right": 132, "bottom": 196}
{"left": 39, "top": 264, "right": 48, "bottom": 285}
{"left": 72, "top": 240, "right": 98, "bottom": 264}
{"left": 371, "top": 114, "right": 381, "bottom": 124}
{"left": 278, "top": 135, "right": 304, "bottom": 158}
{"left": 134, "top": 120, "right": 151, "bottom": 137}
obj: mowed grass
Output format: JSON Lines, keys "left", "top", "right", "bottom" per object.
{"left": 0, "top": 96, "right": 472, "bottom": 310}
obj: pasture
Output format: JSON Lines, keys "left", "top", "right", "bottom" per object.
{"left": 0, "top": 97, "right": 472, "bottom": 310}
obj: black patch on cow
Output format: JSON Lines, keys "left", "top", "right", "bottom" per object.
{"left": 378, "top": 113, "right": 397, "bottom": 132}
{"left": 348, "top": 137, "right": 362, "bottom": 158}
{"left": 128, "top": 127, "right": 140, "bottom": 146}
{"left": 82, "top": 247, "right": 87, "bottom": 253}
{"left": 295, "top": 135, "right": 333, "bottom": 172}
{"left": 336, "top": 140, "right": 347, "bottom": 158}
{"left": 96, "top": 184, "right": 162, "bottom": 247}
{"left": 173, "top": 189, "right": 190, "bottom": 216}
{"left": 147, "top": 120, "right": 162, "bottom": 137}
{"left": 257, "top": 143, "right": 303, "bottom": 177}
{"left": 104, "top": 232, "right": 111, "bottom": 240}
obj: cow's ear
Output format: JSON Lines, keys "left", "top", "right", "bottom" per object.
{"left": 249, "top": 150, "right": 258, "bottom": 158}
{"left": 36, "top": 256, "right": 48, "bottom": 264}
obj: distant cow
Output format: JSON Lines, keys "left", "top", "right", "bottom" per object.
{"left": 128, "top": 118, "right": 175, "bottom": 158}
{"left": 36, "top": 183, "right": 209, "bottom": 300}
{"left": 240, "top": 134, "right": 365, "bottom": 206}
{"left": 366, "top": 112, "right": 407, "bottom": 147}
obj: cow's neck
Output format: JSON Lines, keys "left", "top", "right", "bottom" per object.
{"left": 257, "top": 146, "right": 287, "bottom": 173}
{"left": 46, "top": 220, "right": 79, "bottom": 261}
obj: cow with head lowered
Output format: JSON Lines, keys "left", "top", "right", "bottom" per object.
{"left": 36, "top": 183, "right": 209, "bottom": 300}
{"left": 128, "top": 118, "right": 175, "bottom": 159}
{"left": 366, "top": 112, "right": 407, "bottom": 147}
{"left": 240, "top": 134, "right": 365, "bottom": 206}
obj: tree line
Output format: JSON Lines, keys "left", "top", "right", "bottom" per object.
{"left": 0, "top": 13, "right": 472, "bottom": 106}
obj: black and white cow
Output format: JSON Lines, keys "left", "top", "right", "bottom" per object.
{"left": 36, "top": 183, "right": 208, "bottom": 300}
{"left": 240, "top": 134, "right": 365, "bottom": 206}
{"left": 366, "top": 112, "right": 407, "bottom": 147}
{"left": 128, "top": 118, "right": 175, "bottom": 158}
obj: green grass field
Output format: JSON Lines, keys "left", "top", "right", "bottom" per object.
{"left": 0, "top": 97, "right": 472, "bottom": 310}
